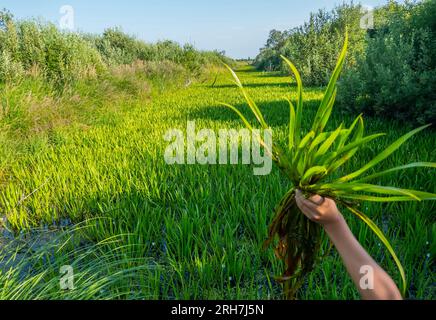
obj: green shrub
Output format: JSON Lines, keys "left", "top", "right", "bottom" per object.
{"left": 42, "top": 25, "right": 105, "bottom": 86}
{"left": 94, "top": 27, "right": 142, "bottom": 65}
{"left": 17, "top": 21, "right": 46, "bottom": 69}
{"left": 338, "top": 0, "right": 436, "bottom": 125}
{"left": 0, "top": 50, "right": 24, "bottom": 81}
{"left": 0, "top": 12, "right": 105, "bottom": 87}
{"left": 93, "top": 29, "right": 229, "bottom": 74}
{"left": 255, "top": 3, "right": 367, "bottom": 86}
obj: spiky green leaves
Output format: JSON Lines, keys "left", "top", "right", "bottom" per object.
{"left": 317, "top": 183, "right": 436, "bottom": 201}
{"left": 312, "top": 31, "right": 348, "bottom": 135}
{"left": 286, "top": 97, "right": 296, "bottom": 151}
{"left": 338, "top": 124, "right": 432, "bottom": 182}
{"left": 281, "top": 55, "right": 303, "bottom": 149}
{"left": 355, "top": 162, "right": 436, "bottom": 183}
{"left": 223, "top": 64, "right": 268, "bottom": 129}
{"left": 301, "top": 166, "right": 328, "bottom": 185}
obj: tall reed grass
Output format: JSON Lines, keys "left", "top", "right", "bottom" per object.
{"left": 0, "top": 10, "right": 231, "bottom": 88}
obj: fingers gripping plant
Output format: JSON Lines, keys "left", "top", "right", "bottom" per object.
{"left": 221, "top": 32, "right": 436, "bottom": 299}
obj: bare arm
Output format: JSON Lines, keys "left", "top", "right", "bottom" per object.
{"left": 295, "top": 190, "right": 402, "bottom": 300}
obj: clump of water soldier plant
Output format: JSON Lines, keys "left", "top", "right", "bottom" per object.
{"left": 222, "top": 32, "right": 436, "bottom": 299}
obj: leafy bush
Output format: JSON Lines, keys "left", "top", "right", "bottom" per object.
{"left": 17, "top": 21, "right": 46, "bottom": 69}
{"left": 0, "top": 12, "right": 105, "bottom": 87}
{"left": 338, "top": 0, "right": 436, "bottom": 125}
{"left": 255, "top": 3, "right": 367, "bottom": 86}
{"left": 0, "top": 50, "right": 24, "bottom": 81}
{"left": 93, "top": 27, "right": 143, "bottom": 65}
{"left": 42, "top": 25, "right": 105, "bottom": 86}
{"left": 93, "top": 28, "right": 230, "bottom": 74}
{"left": 256, "top": 1, "right": 436, "bottom": 124}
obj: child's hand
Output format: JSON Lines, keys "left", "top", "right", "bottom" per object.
{"left": 295, "top": 189, "right": 343, "bottom": 226}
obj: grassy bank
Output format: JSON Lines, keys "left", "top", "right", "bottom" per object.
{"left": 0, "top": 65, "right": 434, "bottom": 299}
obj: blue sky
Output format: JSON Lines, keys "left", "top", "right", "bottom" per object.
{"left": 2, "top": 0, "right": 396, "bottom": 58}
